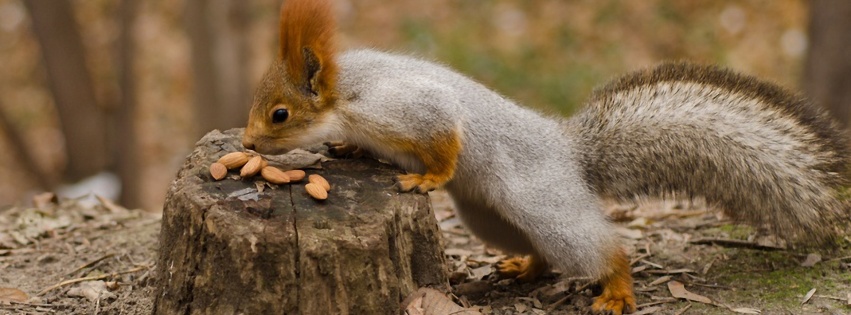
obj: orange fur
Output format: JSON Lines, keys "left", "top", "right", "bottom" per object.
{"left": 279, "top": 0, "right": 338, "bottom": 102}
{"left": 496, "top": 255, "right": 548, "bottom": 281}
{"left": 592, "top": 248, "right": 636, "bottom": 315}
{"left": 389, "top": 130, "right": 462, "bottom": 193}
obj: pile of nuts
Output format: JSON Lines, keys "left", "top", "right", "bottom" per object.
{"left": 210, "top": 152, "right": 331, "bottom": 200}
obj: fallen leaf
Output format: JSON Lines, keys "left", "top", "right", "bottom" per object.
{"left": 401, "top": 288, "right": 481, "bottom": 315}
{"left": 0, "top": 287, "right": 28, "bottom": 303}
{"left": 801, "top": 288, "right": 816, "bottom": 305}
{"left": 800, "top": 253, "right": 821, "bottom": 267}
{"left": 32, "top": 192, "right": 57, "bottom": 209}
{"left": 631, "top": 265, "right": 648, "bottom": 273}
{"left": 627, "top": 217, "right": 650, "bottom": 228}
{"left": 615, "top": 226, "right": 644, "bottom": 239}
{"left": 404, "top": 295, "right": 424, "bottom": 315}
{"left": 67, "top": 281, "right": 117, "bottom": 302}
{"left": 730, "top": 307, "right": 761, "bottom": 314}
{"left": 469, "top": 265, "right": 492, "bottom": 280}
{"left": 648, "top": 275, "right": 672, "bottom": 287}
{"left": 95, "top": 195, "right": 128, "bottom": 213}
{"left": 668, "top": 281, "right": 712, "bottom": 304}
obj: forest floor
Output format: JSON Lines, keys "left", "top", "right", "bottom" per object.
{"left": 1, "top": 185, "right": 850, "bottom": 314}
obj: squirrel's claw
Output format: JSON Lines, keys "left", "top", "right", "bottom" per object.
{"left": 495, "top": 255, "right": 547, "bottom": 282}
{"left": 395, "top": 174, "right": 440, "bottom": 193}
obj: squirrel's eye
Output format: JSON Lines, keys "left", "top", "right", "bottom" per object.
{"left": 271, "top": 108, "right": 289, "bottom": 123}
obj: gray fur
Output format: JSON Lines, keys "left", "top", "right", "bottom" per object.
{"left": 325, "top": 50, "right": 848, "bottom": 278}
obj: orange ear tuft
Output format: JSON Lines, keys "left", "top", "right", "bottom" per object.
{"left": 279, "top": 0, "right": 338, "bottom": 101}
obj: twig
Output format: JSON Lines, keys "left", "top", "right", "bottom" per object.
{"left": 674, "top": 303, "right": 692, "bottom": 315}
{"left": 636, "top": 297, "right": 678, "bottom": 308}
{"left": 9, "top": 300, "right": 63, "bottom": 308}
{"left": 546, "top": 294, "right": 571, "bottom": 312}
{"left": 826, "top": 255, "right": 851, "bottom": 262}
{"left": 65, "top": 253, "right": 115, "bottom": 277}
{"left": 38, "top": 265, "right": 148, "bottom": 295}
{"left": 689, "top": 238, "right": 784, "bottom": 251}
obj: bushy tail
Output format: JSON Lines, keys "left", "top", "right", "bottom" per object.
{"left": 570, "top": 62, "right": 850, "bottom": 244}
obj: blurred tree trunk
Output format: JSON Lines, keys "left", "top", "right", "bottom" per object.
{"left": 184, "top": 0, "right": 251, "bottom": 138}
{"left": 115, "top": 0, "right": 142, "bottom": 208}
{"left": 0, "top": 104, "right": 53, "bottom": 190}
{"left": 804, "top": 0, "right": 851, "bottom": 127}
{"left": 23, "top": 0, "right": 108, "bottom": 182}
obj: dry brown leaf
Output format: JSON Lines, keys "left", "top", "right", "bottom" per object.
{"left": 469, "top": 265, "right": 492, "bottom": 280}
{"left": 32, "top": 192, "right": 57, "bottom": 209}
{"left": 95, "top": 195, "right": 129, "bottom": 213}
{"left": 514, "top": 302, "right": 527, "bottom": 313}
{"left": 405, "top": 295, "right": 425, "bottom": 315}
{"left": 668, "top": 280, "right": 712, "bottom": 304}
{"left": 0, "top": 287, "right": 28, "bottom": 303}
{"left": 67, "top": 281, "right": 116, "bottom": 302}
{"left": 647, "top": 275, "right": 672, "bottom": 287}
{"left": 401, "top": 287, "right": 482, "bottom": 315}
{"left": 632, "top": 265, "right": 648, "bottom": 273}
{"left": 615, "top": 226, "right": 644, "bottom": 239}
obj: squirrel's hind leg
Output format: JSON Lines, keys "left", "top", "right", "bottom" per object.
{"left": 592, "top": 248, "right": 636, "bottom": 315}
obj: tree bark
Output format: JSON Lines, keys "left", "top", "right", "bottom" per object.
{"left": 23, "top": 0, "right": 108, "bottom": 182}
{"left": 154, "top": 129, "right": 448, "bottom": 314}
{"left": 804, "top": 0, "right": 851, "bottom": 127}
{"left": 184, "top": 0, "right": 251, "bottom": 138}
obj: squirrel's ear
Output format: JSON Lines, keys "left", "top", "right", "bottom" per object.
{"left": 279, "top": 0, "right": 338, "bottom": 103}
{"left": 302, "top": 47, "right": 322, "bottom": 96}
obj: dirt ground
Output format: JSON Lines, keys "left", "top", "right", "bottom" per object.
{"left": 1, "top": 184, "right": 850, "bottom": 314}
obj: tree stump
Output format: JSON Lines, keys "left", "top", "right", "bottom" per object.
{"left": 153, "top": 129, "right": 448, "bottom": 314}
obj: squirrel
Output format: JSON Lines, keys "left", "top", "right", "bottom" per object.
{"left": 241, "top": 0, "right": 850, "bottom": 314}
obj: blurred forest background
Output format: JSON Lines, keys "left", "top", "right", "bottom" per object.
{"left": 0, "top": 0, "right": 848, "bottom": 211}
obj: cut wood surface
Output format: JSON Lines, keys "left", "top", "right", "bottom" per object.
{"left": 153, "top": 129, "right": 447, "bottom": 314}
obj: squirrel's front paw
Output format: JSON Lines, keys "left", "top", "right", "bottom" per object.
{"left": 395, "top": 174, "right": 441, "bottom": 193}
{"left": 495, "top": 255, "right": 547, "bottom": 282}
{"left": 325, "top": 141, "right": 364, "bottom": 158}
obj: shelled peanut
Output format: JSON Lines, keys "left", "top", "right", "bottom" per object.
{"left": 209, "top": 151, "right": 330, "bottom": 201}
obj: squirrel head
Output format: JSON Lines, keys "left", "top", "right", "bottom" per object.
{"left": 243, "top": 0, "right": 338, "bottom": 154}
